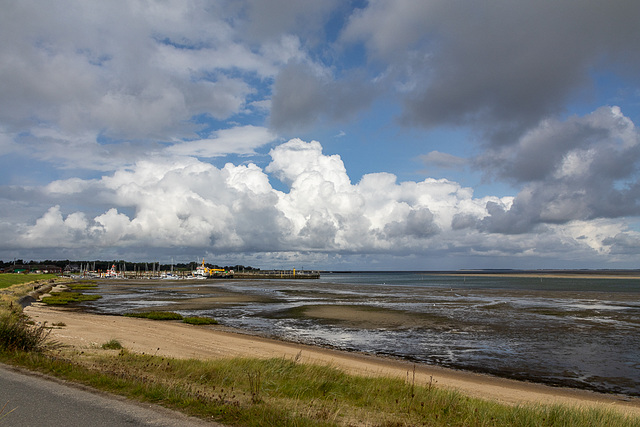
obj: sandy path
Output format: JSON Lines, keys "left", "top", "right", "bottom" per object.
{"left": 24, "top": 304, "right": 640, "bottom": 417}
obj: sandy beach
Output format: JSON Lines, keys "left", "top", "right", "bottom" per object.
{"left": 24, "top": 303, "right": 640, "bottom": 417}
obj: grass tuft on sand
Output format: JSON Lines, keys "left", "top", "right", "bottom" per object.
{"left": 101, "top": 339, "right": 123, "bottom": 350}
{"left": 41, "top": 292, "right": 101, "bottom": 305}
{"left": 123, "top": 311, "right": 184, "bottom": 321}
{"left": 183, "top": 316, "right": 218, "bottom": 325}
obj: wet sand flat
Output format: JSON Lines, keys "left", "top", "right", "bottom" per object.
{"left": 303, "top": 305, "right": 418, "bottom": 329}
{"left": 153, "top": 295, "right": 272, "bottom": 310}
{"left": 299, "top": 304, "right": 456, "bottom": 330}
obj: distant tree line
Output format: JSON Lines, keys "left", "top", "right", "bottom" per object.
{"left": 0, "top": 259, "right": 260, "bottom": 272}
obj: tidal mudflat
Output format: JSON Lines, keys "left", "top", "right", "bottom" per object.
{"left": 80, "top": 272, "right": 640, "bottom": 396}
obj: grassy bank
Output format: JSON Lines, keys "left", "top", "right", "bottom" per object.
{"left": 37, "top": 280, "right": 101, "bottom": 306}
{"left": 0, "top": 274, "right": 59, "bottom": 289}
{"left": 1, "top": 347, "right": 635, "bottom": 427}
{"left": 0, "top": 274, "right": 68, "bottom": 316}
{"left": 0, "top": 282, "right": 638, "bottom": 426}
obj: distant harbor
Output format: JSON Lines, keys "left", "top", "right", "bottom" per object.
{"left": 69, "top": 264, "right": 320, "bottom": 280}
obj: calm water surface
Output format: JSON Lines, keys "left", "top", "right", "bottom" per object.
{"left": 81, "top": 272, "right": 640, "bottom": 396}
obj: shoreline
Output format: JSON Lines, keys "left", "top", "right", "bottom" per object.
{"left": 438, "top": 273, "right": 640, "bottom": 280}
{"left": 24, "top": 304, "right": 640, "bottom": 417}
{"left": 324, "top": 270, "right": 640, "bottom": 280}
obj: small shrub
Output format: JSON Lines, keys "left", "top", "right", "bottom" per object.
{"left": 0, "top": 313, "right": 53, "bottom": 352}
{"left": 123, "top": 311, "right": 183, "bottom": 321}
{"left": 102, "top": 339, "right": 123, "bottom": 350}
{"left": 183, "top": 316, "right": 218, "bottom": 325}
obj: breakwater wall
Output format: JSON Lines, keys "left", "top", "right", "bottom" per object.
{"left": 233, "top": 270, "right": 320, "bottom": 279}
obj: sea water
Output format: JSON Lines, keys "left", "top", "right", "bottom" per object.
{"left": 83, "top": 272, "right": 640, "bottom": 396}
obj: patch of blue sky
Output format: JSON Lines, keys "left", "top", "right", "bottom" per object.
{"left": 626, "top": 219, "right": 640, "bottom": 233}
{"left": 0, "top": 153, "right": 61, "bottom": 186}
{"left": 96, "top": 132, "right": 121, "bottom": 145}
{"left": 317, "top": 36, "right": 368, "bottom": 77}
{"left": 76, "top": 48, "right": 112, "bottom": 67}
{"left": 195, "top": 68, "right": 270, "bottom": 113}
{"left": 238, "top": 72, "right": 273, "bottom": 110}
{"left": 612, "top": 177, "right": 639, "bottom": 192}
{"left": 187, "top": 114, "right": 267, "bottom": 141}
{"left": 566, "top": 70, "right": 640, "bottom": 121}
{"left": 298, "top": 100, "right": 448, "bottom": 175}
{"left": 198, "top": 65, "right": 268, "bottom": 83}
{"left": 188, "top": 114, "right": 230, "bottom": 139}
{"left": 297, "top": 96, "right": 520, "bottom": 200}
{"left": 323, "top": 0, "right": 367, "bottom": 44}
{"left": 152, "top": 35, "right": 210, "bottom": 50}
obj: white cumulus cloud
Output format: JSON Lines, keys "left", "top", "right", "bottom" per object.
{"left": 9, "top": 138, "right": 636, "bottom": 268}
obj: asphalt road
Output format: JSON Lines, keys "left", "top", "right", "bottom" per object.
{"left": 0, "top": 363, "right": 222, "bottom": 426}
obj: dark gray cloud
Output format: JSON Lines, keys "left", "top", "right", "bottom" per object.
{"left": 603, "top": 232, "right": 640, "bottom": 255}
{"left": 384, "top": 208, "right": 440, "bottom": 239}
{"left": 232, "top": 0, "right": 339, "bottom": 43}
{"left": 480, "top": 107, "right": 640, "bottom": 233}
{"left": 419, "top": 151, "right": 467, "bottom": 170}
{"left": 270, "top": 61, "right": 377, "bottom": 132}
{"left": 343, "top": 1, "right": 640, "bottom": 143}
{"left": 477, "top": 107, "right": 639, "bottom": 183}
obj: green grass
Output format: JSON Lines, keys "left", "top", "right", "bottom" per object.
{"left": 66, "top": 281, "right": 98, "bottom": 291}
{"left": 0, "top": 312, "right": 54, "bottom": 353}
{"left": 0, "top": 349, "right": 635, "bottom": 427}
{"left": 0, "top": 275, "right": 70, "bottom": 317}
{"left": 183, "top": 316, "right": 218, "bottom": 325}
{"left": 0, "top": 274, "right": 58, "bottom": 289}
{"left": 41, "top": 292, "right": 101, "bottom": 305}
{"left": 24, "top": 279, "right": 100, "bottom": 306}
{"left": 123, "top": 311, "right": 183, "bottom": 321}
{"left": 101, "top": 339, "right": 123, "bottom": 350}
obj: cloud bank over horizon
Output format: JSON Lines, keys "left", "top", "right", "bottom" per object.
{"left": 1, "top": 1, "right": 640, "bottom": 269}
{"left": 5, "top": 131, "right": 640, "bottom": 269}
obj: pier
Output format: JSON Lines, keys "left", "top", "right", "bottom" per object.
{"left": 233, "top": 270, "right": 320, "bottom": 279}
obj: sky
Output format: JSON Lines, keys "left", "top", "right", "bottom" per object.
{"left": 2, "top": 0, "right": 640, "bottom": 270}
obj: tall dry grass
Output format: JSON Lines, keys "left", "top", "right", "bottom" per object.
{"left": 0, "top": 348, "right": 632, "bottom": 427}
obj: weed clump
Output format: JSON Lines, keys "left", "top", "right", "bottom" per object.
{"left": 183, "top": 316, "right": 218, "bottom": 325}
{"left": 0, "top": 312, "right": 53, "bottom": 353}
{"left": 123, "top": 311, "right": 183, "bottom": 321}
{"left": 66, "top": 281, "right": 98, "bottom": 291}
{"left": 41, "top": 292, "right": 101, "bottom": 305}
{"left": 102, "top": 339, "right": 123, "bottom": 350}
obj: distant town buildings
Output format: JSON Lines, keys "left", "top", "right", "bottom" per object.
{"left": 0, "top": 264, "right": 63, "bottom": 274}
